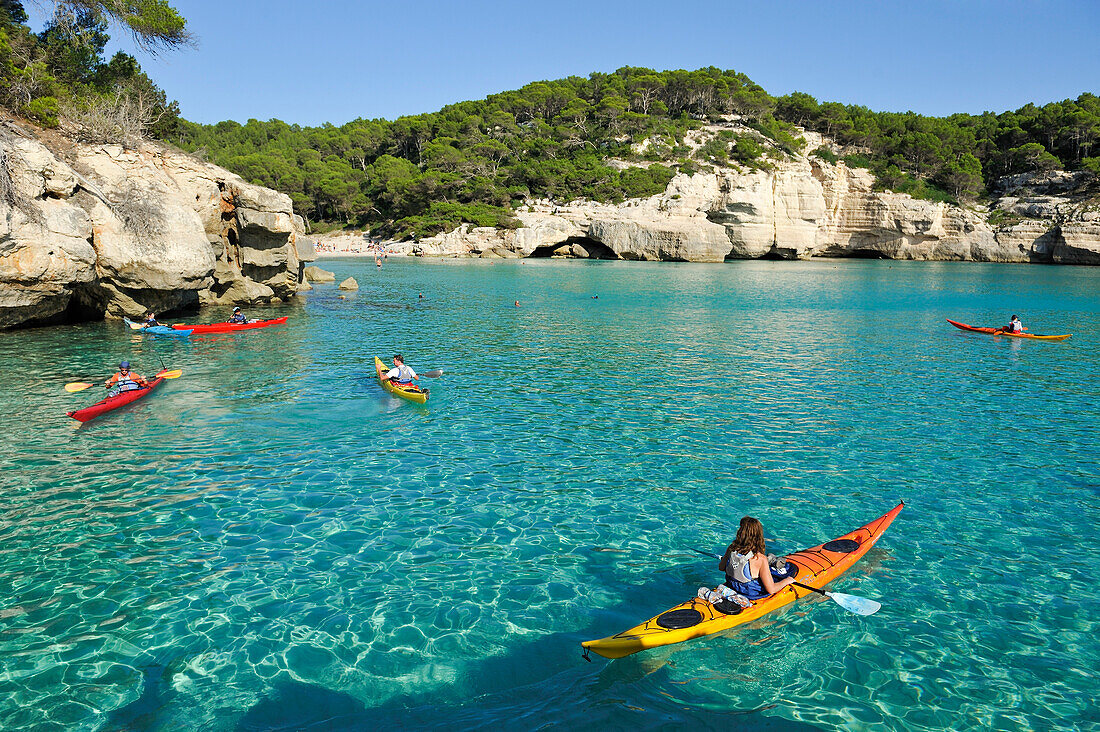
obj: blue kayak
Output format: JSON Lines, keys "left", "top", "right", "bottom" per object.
{"left": 124, "top": 318, "right": 193, "bottom": 337}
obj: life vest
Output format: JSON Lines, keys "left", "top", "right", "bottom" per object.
{"left": 391, "top": 365, "right": 414, "bottom": 384}
{"left": 111, "top": 371, "right": 140, "bottom": 394}
{"left": 724, "top": 551, "right": 755, "bottom": 585}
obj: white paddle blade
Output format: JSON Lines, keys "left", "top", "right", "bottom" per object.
{"left": 827, "top": 591, "right": 881, "bottom": 616}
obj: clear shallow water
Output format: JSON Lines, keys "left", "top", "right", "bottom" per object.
{"left": 1, "top": 258, "right": 1098, "bottom": 731}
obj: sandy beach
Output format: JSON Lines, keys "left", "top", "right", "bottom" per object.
{"left": 312, "top": 233, "right": 411, "bottom": 258}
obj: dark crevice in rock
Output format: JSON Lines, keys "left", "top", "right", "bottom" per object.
{"left": 845, "top": 249, "right": 892, "bottom": 259}
{"left": 528, "top": 236, "right": 618, "bottom": 259}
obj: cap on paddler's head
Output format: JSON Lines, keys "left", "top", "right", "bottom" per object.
{"left": 233, "top": 306, "right": 241, "bottom": 312}
{"left": 119, "top": 360, "right": 130, "bottom": 370}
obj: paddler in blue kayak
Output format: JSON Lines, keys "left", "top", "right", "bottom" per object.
{"left": 227, "top": 306, "right": 248, "bottom": 324}
{"left": 710, "top": 516, "right": 797, "bottom": 602}
{"left": 381, "top": 354, "right": 418, "bottom": 386}
{"left": 142, "top": 312, "right": 161, "bottom": 327}
{"left": 103, "top": 361, "right": 148, "bottom": 396}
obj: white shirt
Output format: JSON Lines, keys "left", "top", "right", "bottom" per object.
{"left": 1010, "top": 319, "right": 1023, "bottom": 332}
{"left": 386, "top": 364, "right": 416, "bottom": 382}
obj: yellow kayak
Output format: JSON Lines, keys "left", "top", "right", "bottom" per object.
{"left": 582, "top": 502, "right": 904, "bottom": 659}
{"left": 374, "top": 356, "right": 428, "bottom": 404}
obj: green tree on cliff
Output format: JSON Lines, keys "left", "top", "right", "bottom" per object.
{"left": 0, "top": 0, "right": 187, "bottom": 134}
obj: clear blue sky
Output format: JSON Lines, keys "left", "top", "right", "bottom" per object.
{"left": 27, "top": 0, "right": 1100, "bottom": 126}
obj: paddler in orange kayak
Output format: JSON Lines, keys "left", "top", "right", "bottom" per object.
{"left": 380, "top": 354, "right": 418, "bottom": 387}
{"left": 993, "top": 314, "right": 1026, "bottom": 335}
{"left": 103, "top": 361, "right": 148, "bottom": 396}
{"left": 699, "top": 516, "right": 798, "bottom": 604}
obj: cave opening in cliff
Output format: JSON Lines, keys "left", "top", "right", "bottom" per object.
{"left": 846, "top": 249, "right": 890, "bottom": 259}
{"left": 529, "top": 237, "right": 618, "bottom": 259}
{"left": 226, "top": 228, "right": 239, "bottom": 265}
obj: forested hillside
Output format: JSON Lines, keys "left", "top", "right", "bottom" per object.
{"left": 175, "top": 68, "right": 1099, "bottom": 237}
{"left": 1, "top": 1, "right": 1096, "bottom": 241}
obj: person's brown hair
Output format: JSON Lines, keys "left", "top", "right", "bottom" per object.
{"left": 729, "top": 516, "right": 766, "bottom": 556}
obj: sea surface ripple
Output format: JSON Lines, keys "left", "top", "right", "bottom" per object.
{"left": 0, "top": 258, "right": 1097, "bottom": 731}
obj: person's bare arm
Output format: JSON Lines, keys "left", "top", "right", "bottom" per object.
{"left": 756, "top": 555, "right": 795, "bottom": 595}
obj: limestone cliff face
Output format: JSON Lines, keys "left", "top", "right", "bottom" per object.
{"left": 413, "top": 125, "right": 1100, "bottom": 265}
{"left": 0, "top": 119, "right": 314, "bottom": 329}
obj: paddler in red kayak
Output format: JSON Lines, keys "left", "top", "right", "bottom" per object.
{"left": 227, "top": 306, "right": 249, "bottom": 324}
{"left": 380, "top": 354, "right": 418, "bottom": 387}
{"left": 103, "top": 361, "right": 148, "bottom": 396}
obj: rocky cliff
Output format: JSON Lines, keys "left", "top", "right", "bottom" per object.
{"left": 410, "top": 125, "right": 1100, "bottom": 265}
{"left": 0, "top": 117, "right": 315, "bottom": 329}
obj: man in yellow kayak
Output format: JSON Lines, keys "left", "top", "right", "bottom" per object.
{"left": 103, "top": 361, "right": 148, "bottom": 396}
{"left": 380, "top": 354, "right": 418, "bottom": 386}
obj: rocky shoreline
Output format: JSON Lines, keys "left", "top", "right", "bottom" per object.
{"left": 4, "top": 117, "right": 1098, "bottom": 330}
{"left": 0, "top": 116, "right": 315, "bottom": 330}
{"left": 407, "top": 127, "right": 1099, "bottom": 264}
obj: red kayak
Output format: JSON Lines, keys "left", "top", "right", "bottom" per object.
{"left": 171, "top": 316, "right": 288, "bottom": 334}
{"left": 946, "top": 319, "right": 1071, "bottom": 341}
{"left": 67, "top": 378, "right": 165, "bottom": 423}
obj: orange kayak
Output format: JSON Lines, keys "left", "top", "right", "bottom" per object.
{"left": 582, "top": 502, "right": 904, "bottom": 659}
{"left": 946, "top": 319, "right": 1070, "bottom": 341}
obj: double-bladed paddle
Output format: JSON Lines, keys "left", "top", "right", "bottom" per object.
{"left": 65, "top": 368, "right": 182, "bottom": 393}
{"left": 689, "top": 547, "right": 881, "bottom": 616}
{"left": 422, "top": 369, "right": 444, "bottom": 378}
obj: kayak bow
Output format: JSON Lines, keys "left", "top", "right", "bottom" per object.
{"left": 66, "top": 377, "right": 165, "bottom": 422}
{"left": 581, "top": 502, "right": 904, "bottom": 659}
{"left": 374, "top": 356, "right": 428, "bottom": 404}
{"left": 946, "top": 319, "right": 1071, "bottom": 341}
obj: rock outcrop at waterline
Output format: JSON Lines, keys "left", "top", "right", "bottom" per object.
{"left": 409, "top": 128, "right": 1100, "bottom": 265}
{"left": 0, "top": 119, "right": 315, "bottom": 329}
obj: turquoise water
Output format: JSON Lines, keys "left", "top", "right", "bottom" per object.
{"left": 2, "top": 258, "right": 1098, "bottom": 731}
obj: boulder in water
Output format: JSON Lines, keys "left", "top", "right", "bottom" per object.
{"left": 304, "top": 266, "right": 336, "bottom": 283}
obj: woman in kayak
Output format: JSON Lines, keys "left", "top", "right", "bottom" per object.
{"left": 381, "top": 354, "right": 418, "bottom": 386}
{"left": 718, "top": 516, "right": 797, "bottom": 601}
{"left": 1007, "top": 315, "right": 1024, "bottom": 333}
{"left": 104, "top": 361, "right": 148, "bottom": 395}
{"left": 142, "top": 312, "right": 161, "bottom": 327}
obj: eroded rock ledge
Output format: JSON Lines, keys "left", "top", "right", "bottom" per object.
{"left": 409, "top": 130, "right": 1100, "bottom": 265}
{"left": 0, "top": 119, "right": 315, "bottom": 329}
